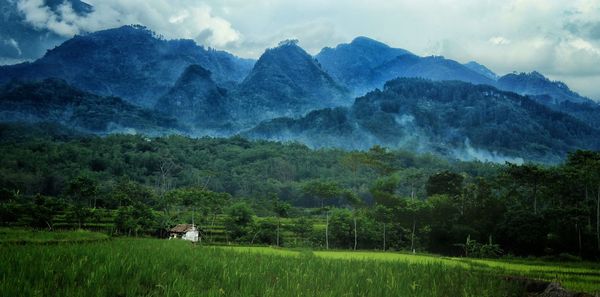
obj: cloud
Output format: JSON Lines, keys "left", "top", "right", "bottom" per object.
{"left": 2, "top": 38, "right": 22, "bottom": 56}
{"left": 227, "top": 20, "right": 346, "bottom": 57}
{"left": 489, "top": 37, "right": 511, "bottom": 46}
{"left": 16, "top": 0, "right": 241, "bottom": 47}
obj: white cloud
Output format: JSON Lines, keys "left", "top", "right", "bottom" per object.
{"left": 489, "top": 37, "right": 511, "bottom": 46}
{"left": 3, "top": 38, "right": 22, "bottom": 56}
{"left": 16, "top": 0, "right": 241, "bottom": 47}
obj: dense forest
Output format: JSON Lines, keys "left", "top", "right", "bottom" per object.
{"left": 0, "top": 123, "right": 599, "bottom": 260}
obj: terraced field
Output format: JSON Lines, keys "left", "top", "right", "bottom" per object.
{"left": 1, "top": 234, "right": 598, "bottom": 296}
{"left": 221, "top": 246, "right": 600, "bottom": 294}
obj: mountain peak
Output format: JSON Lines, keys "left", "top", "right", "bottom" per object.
{"left": 277, "top": 39, "right": 300, "bottom": 47}
{"left": 315, "top": 37, "right": 412, "bottom": 95}
{"left": 463, "top": 61, "right": 498, "bottom": 80}
{"left": 498, "top": 71, "right": 591, "bottom": 105}
{"left": 349, "top": 36, "right": 391, "bottom": 48}
{"left": 530, "top": 70, "right": 545, "bottom": 78}
{"left": 253, "top": 40, "right": 317, "bottom": 71}
{"left": 233, "top": 40, "right": 350, "bottom": 124}
{"left": 177, "top": 64, "right": 213, "bottom": 85}
{"left": 265, "top": 39, "right": 307, "bottom": 57}
{"left": 155, "top": 64, "right": 228, "bottom": 128}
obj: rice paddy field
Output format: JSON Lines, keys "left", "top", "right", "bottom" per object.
{"left": 0, "top": 232, "right": 599, "bottom": 297}
{"left": 0, "top": 227, "right": 109, "bottom": 244}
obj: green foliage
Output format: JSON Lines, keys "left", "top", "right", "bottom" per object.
{"left": 115, "top": 202, "right": 156, "bottom": 236}
{"left": 426, "top": 170, "right": 463, "bottom": 198}
{"left": 224, "top": 202, "right": 255, "bottom": 242}
{"left": 1, "top": 126, "right": 600, "bottom": 259}
{"left": 458, "top": 235, "right": 504, "bottom": 258}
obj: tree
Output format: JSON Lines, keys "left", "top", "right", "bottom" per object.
{"left": 291, "top": 217, "right": 314, "bottom": 246}
{"left": 371, "top": 175, "right": 403, "bottom": 208}
{"left": 29, "top": 194, "right": 65, "bottom": 230}
{"left": 67, "top": 176, "right": 98, "bottom": 208}
{"left": 340, "top": 152, "right": 369, "bottom": 189}
{"left": 405, "top": 198, "right": 428, "bottom": 253}
{"left": 329, "top": 208, "right": 354, "bottom": 248}
{"left": 503, "top": 164, "right": 547, "bottom": 214}
{"left": 498, "top": 209, "right": 547, "bottom": 256}
{"left": 426, "top": 194, "right": 460, "bottom": 254}
{"left": 373, "top": 204, "right": 393, "bottom": 250}
{"left": 111, "top": 179, "right": 156, "bottom": 208}
{"left": 342, "top": 191, "right": 362, "bottom": 250}
{"left": 224, "top": 202, "right": 254, "bottom": 242}
{"left": 115, "top": 202, "right": 156, "bottom": 236}
{"left": 426, "top": 171, "right": 463, "bottom": 198}
{"left": 303, "top": 180, "right": 345, "bottom": 249}
{"left": 565, "top": 150, "right": 600, "bottom": 251}
{"left": 272, "top": 197, "right": 291, "bottom": 247}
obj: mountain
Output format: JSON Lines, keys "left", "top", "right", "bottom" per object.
{"left": 247, "top": 78, "right": 600, "bottom": 163}
{"left": 0, "top": 78, "right": 182, "bottom": 134}
{"left": 496, "top": 71, "right": 600, "bottom": 128}
{"left": 372, "top": 55, "right": 495, "bottom": 87}
{"left": 315, "top": 36, "right": 411, "bottom": 95}
{"left": 497, "top": 71, "right": 592, "bottom": 105}
{"left": 230, "top": 40, "right": 350, "bottom": 125}
{"left": 0, "top": 25, "right": 254, "bottom": 107}
{"left": 463, "top": 61, "right": 499, "bottom": 80}
{"left": 154, "top": 64, "right": 231, "bottom": 132}
{"left": 316, "top": 38, "right": 494, "bottom": 95}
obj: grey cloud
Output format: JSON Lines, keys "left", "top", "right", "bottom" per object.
{"left": 589, "top": 23, "right": 600, "bottom": 40}
{"left": 15, "top": 0, "right": 241, "bottom": 47}
{"left": 1, "top": 38, "right": 22, "bottom": 56}
{"left": 563, "top": 21, "right": 600, "bottom": 41}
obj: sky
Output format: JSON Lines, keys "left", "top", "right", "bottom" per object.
{"left": 3, "top": 0, "right": 600, "bottom": 99}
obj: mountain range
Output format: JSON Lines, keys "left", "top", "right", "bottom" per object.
{"left": 0, "top": 25, "right": 254, "bottom": 108}
{"left": 246, "top": 78, "right": 600, "bottom": 163}
{"left": 0, "top": 25, "right": 598, "bottom": 163}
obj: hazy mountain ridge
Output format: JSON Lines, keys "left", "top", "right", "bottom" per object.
{"left": 463, "top": 61, "right": 499, "bottom": 80}
{"left": 497, "top": 71, "right": 593, "bottom": 105}
{"left": 247, "top": 78, "right": 600, "bottom": 163}
{"left": 316, "top": 37, "right": 598, "bottom": 109}
{"left": 315, "top": 37, "right": 495, "bottom": 96}
{"left": 315, "top": 36, "right": 412, "bottom": 95}
{"left": 0, "top": 27, "right": 599, "bottom": 163}
{"left": 154, "top": 64, "right": 232, "bottom": 133}
{"left": 0, "top": 78, "right": 182, "bottom": 134}
{"left": 229, "top": 40, "right": 351, "bottom": 125}
{"left": 0, "top": 25, "right": 254, "bottom": 108}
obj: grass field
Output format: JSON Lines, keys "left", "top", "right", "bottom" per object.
{"left": 221, "top": 246, "right": 600, "bottom": 294}
{"left": 1, "top": 235, "right": 598, "bottom": 296}
{"left": 0, "top": 228, "right": 109, "bottom": 244}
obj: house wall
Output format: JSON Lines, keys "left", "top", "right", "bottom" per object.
{"left": 182, "top": 230, "right": 199, "bottom": 242}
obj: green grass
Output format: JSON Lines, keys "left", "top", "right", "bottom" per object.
{"left": 0, "top": 238, "right": 525, "bottom": 297}
{"left": 220, "top": 246, "right": 600, "bottom": 294}
{"left": 0, "top": 228, "right": 109, "bottom": 244}
{"left": 1, "top": 236, "right": 598, "bottom": 296}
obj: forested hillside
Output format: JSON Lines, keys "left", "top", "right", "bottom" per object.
{"left": 0, "top": 79, "right": 182, "bottom": 134}
{"left": 1, "top": 123, "right": 599, "bottom": 259}
{"left": 248, "top": 78, "right": 600, "bottom": 163}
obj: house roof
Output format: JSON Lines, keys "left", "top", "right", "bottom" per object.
{"left": 170, "top": 224, "right": 195, "bottom": 233}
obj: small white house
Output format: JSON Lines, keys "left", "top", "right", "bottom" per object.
{"left": 169, "top": 224, "right": 200, "bottom": 242}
